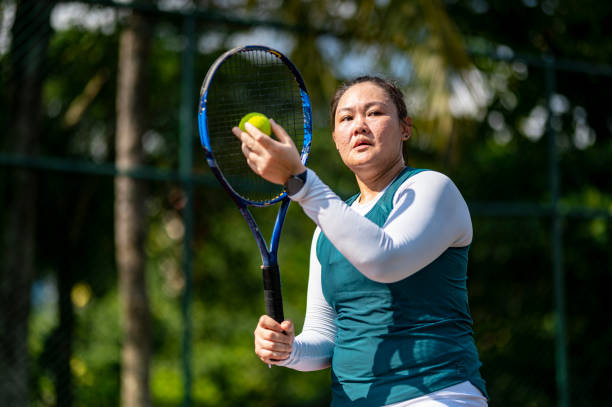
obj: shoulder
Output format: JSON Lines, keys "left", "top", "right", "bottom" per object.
{"left": 395, "top": 170, "right": 463, "bottom": 203}
{"left": 405, "top": 169, "right": 452, "bottom": 185}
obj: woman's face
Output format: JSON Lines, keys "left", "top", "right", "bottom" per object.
{"left": 332, "top": 81, "right": 411, "bottom": 174}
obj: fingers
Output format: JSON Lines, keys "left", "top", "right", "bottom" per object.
{"left": 280, "top": 320, "right": 295, "bottom": 338}
{"left": 232, "top": 123, "right": 276, "bottom": 168}
{"left": 269, "top": 119, "right": 292, "bottom": 145}
{"left": 232, "top": 126, "right": 267, "bottom": 175}
{"left": 242, "top": 119, "right": 290, "bottom": 147}
{"left": 254, "top": 315, "right": 295, "bottom": 365}
{"left": 232, "top": 120, "right": 305, "bottom": 184}
{"left": 244, "top": 122, "right": 276, "bottom": 147}
{"left": 232, "top": 125, "right": 265, "bottom": 155}
{"left": 233, "top": 119, "right": 288, "bottom": 149}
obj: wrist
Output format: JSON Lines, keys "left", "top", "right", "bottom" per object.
{"left": 284, "top": 168, "right": 308, "bottom": 196}
{"left": 291, "top": 163, "right": 307, "bottom": 178}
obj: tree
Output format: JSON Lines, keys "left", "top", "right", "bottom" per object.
{"left": 115, "top": 9, "right": 152, "bottom": 407}
{"left": 2, "top": 1, "right": 609, "bottom": 405}
{"left": 0, "top": 1, "right": 54, "bottom": 405}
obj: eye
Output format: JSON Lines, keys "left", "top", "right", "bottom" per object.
{"left": 368, "top": 110, "right": 381, "bottom": 116}
{"left": 339, "top": 115, "right": 352, "bottom": 122}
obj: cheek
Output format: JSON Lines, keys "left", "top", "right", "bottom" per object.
{"left": 377, "top": 123, "right": 403, "bottom": 152}
{"left": 332, "top": 131, "right": 348, "bottom": 151}
{"left": 374, "top": 121, "right": 395, "bottom": 141}
{"left": 332, "top": 132, "right": 340, "bottom": 150}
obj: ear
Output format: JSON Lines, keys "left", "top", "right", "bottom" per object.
{"left": 401, "top": 117, "right": 412, "bottom": 141}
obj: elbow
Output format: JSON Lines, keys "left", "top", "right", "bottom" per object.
{"left": 292, "top": 360, "right": 331, "bottom": 372}
{"left": 359, "top": 264, "right": 390, "bottom": 283}
{"left": 357, "top": 254, "right": 421, "bottom": 284}
{"left": 358, "top": 260, "right": 397, "bottom": 283}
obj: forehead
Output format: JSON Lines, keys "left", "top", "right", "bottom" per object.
{"left": 336, "top": 82, "right": 391, "bottom": 111}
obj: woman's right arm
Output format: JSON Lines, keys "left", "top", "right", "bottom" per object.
{"left": 289, "top": 169, "right": 472, "bottom": 283}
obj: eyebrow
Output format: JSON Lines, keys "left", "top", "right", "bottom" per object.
{"left": 336, "top": 101, "right": 387, "bottom": 115}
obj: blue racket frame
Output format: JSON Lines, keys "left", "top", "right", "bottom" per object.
{"left": 198, "top": 45, "right": 312, "bottom": 322}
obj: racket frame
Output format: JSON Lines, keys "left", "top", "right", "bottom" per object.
{"left": 197, "top": 45, "right": 312, "bottom": 322}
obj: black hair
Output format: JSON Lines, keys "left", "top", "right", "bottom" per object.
{"left": 329, "top": 75, "right": 409, "bottom": 130}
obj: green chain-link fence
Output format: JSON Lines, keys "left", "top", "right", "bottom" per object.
{"left": 1, "top": 1, "right": 611, "bottom": 406}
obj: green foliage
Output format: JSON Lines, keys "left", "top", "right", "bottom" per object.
{"left": 3, "top": 0, "right": 612, "bottom": 406}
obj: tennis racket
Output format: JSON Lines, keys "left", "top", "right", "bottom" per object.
{"left": 197, "top": 45, "right": 312, "bottom": 324}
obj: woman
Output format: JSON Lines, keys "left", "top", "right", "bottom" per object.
{"left": 233, "top": 76, "right": 488, "bottom": 407}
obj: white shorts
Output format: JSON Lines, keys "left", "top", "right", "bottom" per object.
{"left": 385, "top": 381, "right": 488, "bottom": 407}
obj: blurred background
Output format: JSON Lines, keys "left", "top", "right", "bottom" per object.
{"left": 1, "top": 0, "right": 611, "bottom": 406}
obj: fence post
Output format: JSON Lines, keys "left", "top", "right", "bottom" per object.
{"left": 179, "top": 13, "right": 196, "bottom": 407}
{"left": 545, "top": 55, "right": 570, "bottom": 407}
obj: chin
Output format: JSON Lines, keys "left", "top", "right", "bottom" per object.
{"left": 345, "top": 160, "right": 378, "bottom": 174}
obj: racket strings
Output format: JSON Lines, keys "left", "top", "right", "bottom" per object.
{"left": 206, "top": 49, "right": 306, "bottom": 203}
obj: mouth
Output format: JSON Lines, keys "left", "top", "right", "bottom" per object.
{"left": 352, "top": 138, "right": 373, "bottom": 149}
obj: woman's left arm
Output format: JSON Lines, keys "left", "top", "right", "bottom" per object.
{"left": 291, "top": 170, "right": 472, "bottom": 283}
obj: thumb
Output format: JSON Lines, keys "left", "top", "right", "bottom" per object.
{"left": 269, "top": 119, "right": 294, "bottom": 145}
{"left": 280, "top": 320, "right": 295, "bottom": 336}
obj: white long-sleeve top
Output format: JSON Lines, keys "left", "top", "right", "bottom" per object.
{"left": 278, "top": 168, "right": 473, "bottom": 372}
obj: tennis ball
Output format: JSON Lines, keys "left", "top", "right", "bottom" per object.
{"left": 239, "top": 112, "right": 272, "bottom": 136}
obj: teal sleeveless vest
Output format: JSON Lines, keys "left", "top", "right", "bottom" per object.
{"left": 316, "top": 167, "right": 487, "bottom": 406}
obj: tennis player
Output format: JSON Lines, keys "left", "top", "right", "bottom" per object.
{"left": 233, "top": 76, "right": 488, "bottom": 407}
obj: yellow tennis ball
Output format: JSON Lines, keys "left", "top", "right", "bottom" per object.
{"left": 239, "top": 112, "right": 271, "bottom": 136}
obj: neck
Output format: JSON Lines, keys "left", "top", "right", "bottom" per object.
{"left": 354, "top": 159, "right": 405, "bottom": 204}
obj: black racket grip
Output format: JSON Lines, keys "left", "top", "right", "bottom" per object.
{"left": 261, "top": 264, "right": 284, "bottom": 323}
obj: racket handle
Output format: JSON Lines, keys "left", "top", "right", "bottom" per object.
{"left": 261, "top": 264, "right": 284, "bottom": 323}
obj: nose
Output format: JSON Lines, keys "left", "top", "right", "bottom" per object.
{"left": 352, "top": 114, "right": 368, "bottom": 135}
